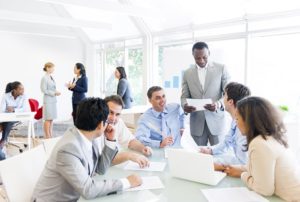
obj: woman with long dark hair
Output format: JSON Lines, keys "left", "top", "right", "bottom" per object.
{"left": 67, "top": 63, "right": 88, "bottom": 124}
{"left": 225, "top": 96, "right": 300, "bottom": 201}
{"left": 115, "top": 66, "right": 133, "bottom": 109}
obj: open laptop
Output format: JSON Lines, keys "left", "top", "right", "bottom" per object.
{"left": 166, "top": 148, "right": 226, "bottom": 186}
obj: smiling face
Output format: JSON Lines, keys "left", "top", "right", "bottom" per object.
{"left": 106, "top": 101, "right": 122, "bottom": 125}
{"left": 235, "top": 109, "right": 247, "bottom": 135}
{"left": 149, "top": 90, "right": 166, "bottom": 112}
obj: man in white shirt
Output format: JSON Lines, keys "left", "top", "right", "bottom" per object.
{"left": 95, "top": 95, "right": 151, "bottom": 167}
{"left": 104, "top": 95, "right": 152, "bottom": 156}
{"left": 0, "top": 81, "right": 29, "bottom": 149}
{"left": 181, "top": 42, "right": 230, "bottom": 146}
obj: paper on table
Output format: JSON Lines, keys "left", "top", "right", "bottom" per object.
{"left": 126, "top": 176, "right": 164, "bottom": 192}
{"left": 180, "top": 126, "right": 199, "bottom": 152}
{"left": 186, "top": 98, "right": 212, "bottom": 111}
{"left": 202, "top": 187, "right": 269, "bottom": 202}
{"left": 124, "top": 161, "right": 166, "bottom": 172}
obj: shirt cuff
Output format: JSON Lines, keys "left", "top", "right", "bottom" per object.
{"left": 105, "top": 138, "right": 117, "bottom": 150}
{"left": 241, "top": 171, "right": 249, "bottom": 183}
{"left": 150, "top": 139, "right": 161, "bottom": 148}
{"left": 120, "top": 178, "right": 131, "bottom": 190}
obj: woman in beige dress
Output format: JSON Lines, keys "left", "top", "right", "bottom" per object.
{"left": 225, "top": 96, "right": 300, "bottom": 202}
{"left": 40, "top": 62, "right": 61, "bottom": 138}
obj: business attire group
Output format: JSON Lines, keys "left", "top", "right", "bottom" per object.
{"left": 1, "top": 42, "right": 299, "bottom": 202}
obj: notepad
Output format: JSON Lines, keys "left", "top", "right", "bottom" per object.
{"left": 202, "top": 187, "right": 269, "bottom": 202}
{"left": 124, "top": 161, "right": 166, "bottom": 172}
{"left": 126, "top": 176, "right": 164, "bottom": 192}
{"left": 187, "top": 98, "right": 212, "bottom": 111}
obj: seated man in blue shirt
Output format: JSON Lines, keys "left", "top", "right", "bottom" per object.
{"left": 0, "top": 81, "right": 29, "bottom": 149}
{"left": 135, "top": 86, "right": 185, "bottom": 148}
{"left": 200, "top": 82, "right": 251, "bottom": 170}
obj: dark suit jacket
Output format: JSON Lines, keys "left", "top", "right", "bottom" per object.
{"left": 117, "top": 78, "right": 133, "bottom": 109}
{"left": 70, "top": 76, "right": 88, "bottom": 104}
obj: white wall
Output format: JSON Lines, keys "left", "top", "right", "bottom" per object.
{"left": 0, "top": 32, "right": 85, "bottom": 121}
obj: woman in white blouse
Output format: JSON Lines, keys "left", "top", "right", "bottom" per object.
{"left": 226, "top": 96, "right": 300, "bottom": 201}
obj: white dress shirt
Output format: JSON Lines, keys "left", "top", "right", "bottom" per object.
{"left": 196, "top": 63, "right": 208, "bottom": 89}
{"left": 0, "top": 92, "right": 29, "bottom": 113}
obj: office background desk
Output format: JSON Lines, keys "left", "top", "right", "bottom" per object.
{"left": 79, "top": 149, "right": 283, "bottom": 202}
{"left": 0, "top": 112, "right": 35, "bottom": 149}
{"left": 120, "top": 105, "right": 150, "bottom": 129}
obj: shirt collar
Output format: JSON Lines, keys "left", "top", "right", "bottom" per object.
{"left": 151, "top": 107, "right": 168, "bottom": 118}
{"left": 77, "top": 129, "right": 93, "bottom": 151}
{"left": 196, "top": 62, "right": 208, "bottom": 70}
{"left": 8, "top": 92, "right": 21, "bottom": 100}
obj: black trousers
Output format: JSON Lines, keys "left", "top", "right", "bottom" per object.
{"left": 72, "top": 103, "right": 78, "bottom": 124}
{"left": 0, "top": 122, "right": 16, "bottom": 142}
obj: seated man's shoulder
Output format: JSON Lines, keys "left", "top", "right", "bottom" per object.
{"left": 166, "top": 103, "right": 182, "bottom": 112}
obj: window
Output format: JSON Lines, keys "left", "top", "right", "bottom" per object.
{"left": 102, "top": 47, "right": 143, "bottom": 106}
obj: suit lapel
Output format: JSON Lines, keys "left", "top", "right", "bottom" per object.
{"left": 203, "top": 63, "right": 213, "bottom": 94}
{"left": 91, "top": 141, "right": 99, "bottom": 174}
{"left": 74, "top": 128, "right": 93, "bottom": 175}
{"left": 191, "top": 65, "right": 204, "bottom": 94}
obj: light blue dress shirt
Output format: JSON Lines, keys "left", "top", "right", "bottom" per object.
{"left": 211, "top": 120, "right": 247, "bottom": 165}
{"left": 135, "top": 103, "right": 184, "bottom": 148}
{"left": 0, "top": 92, "right": 29, "bottom": 113}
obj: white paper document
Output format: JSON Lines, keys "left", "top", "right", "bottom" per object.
{"left": 124, "top": 161, "right": 166, "bottom": 172}
{"left": 186, "top": 98, "right": 212, "bottom": 111}
{"left": 126, "top": 176, "right": 164, "bottom": 192}
{"left": 202, "top": 187, "right": 269, "bottom": 202}
{"left": 180, "top": 126, "right": 199, "bottom": 152}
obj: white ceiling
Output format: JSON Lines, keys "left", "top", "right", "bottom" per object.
{"left": 0, "top": 0, "right": 300, "bottom": 42}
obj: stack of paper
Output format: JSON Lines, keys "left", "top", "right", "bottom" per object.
{"left": 126, "top": 176, "right": 164, "bottom": 192}
{"left": 202, "top": 187, "right": 269, "bottom": 202}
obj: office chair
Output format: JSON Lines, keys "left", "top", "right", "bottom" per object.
{"left": 29, "top": 99, "right": 43, "bottom": 144}
{"left": 0, "top": 145, "right": 46, "bottom": 201}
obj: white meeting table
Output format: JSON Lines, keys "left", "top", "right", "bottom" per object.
{"left": 0, "top": 112, "right": 35, "bottom": 149}
{"left": 79, "top": 149, "right": 283, "bottom": 202}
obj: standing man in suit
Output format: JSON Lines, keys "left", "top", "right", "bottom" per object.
{"left": 32, "top": 98, "right": 142, "bottom": 201}
{"left": 181, "top": 42, "right": 230, "bottom": 146}
{"left": 67, "top": 63, "right": 88, "bottom": 124}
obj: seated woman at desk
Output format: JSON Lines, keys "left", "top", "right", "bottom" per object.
{"left": 226, "top": 96, "right": 300, "bottom": 201}
{"left": 0, "top": 81, "right": 29, "bottom": 149}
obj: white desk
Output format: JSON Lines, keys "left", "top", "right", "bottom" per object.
{"left": 120, "top": 105, "right": 150, "bottom": 128}
{"left": 0, "top": 112, "right": 35, "bottom": 149}
{"left": 79, "top": 149, "right": 283, "bottom": 202}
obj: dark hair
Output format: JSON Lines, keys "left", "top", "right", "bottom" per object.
{"left": 5, "top": 81, "right": 22, "bottom": 93}
{"left": 104, "top": 95, "right": 124, "bottom": 109}
{"left": 75, "top": 63, "right": 86, "bottom": 76}
{"left": 225, "top": 82, "right": 251, "bottom": 106}
{"left": 75, "top": 97, "right": 109, "bottom": 131}
{"left": 192, "top": 42, "right": 209, "bottom": 52}
{"left": 116, "top": 66, "right": 127, "bottom": 79}
{"left": 43, "top": 62, "right": 54, "bottom": 72}
{"left": 236, "top": 96, "right": 288, "bottom": 151}
{"left": 147, "top": 86, "right": 163, "bottom": 99}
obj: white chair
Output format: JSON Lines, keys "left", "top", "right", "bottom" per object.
{"left": 42, "top": 136, "right": 62, "bottom": 159}
{"left": 0, "top": 145, "right": 46, "bottom": 202}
